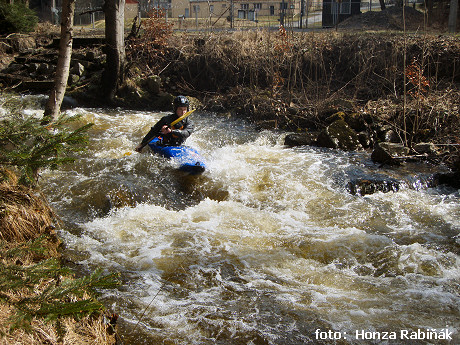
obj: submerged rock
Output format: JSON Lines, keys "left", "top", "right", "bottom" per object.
{"left": 284, "top": 133, "right": 317, "bottom": 147}
{"left": 428, "top": 172, "right": 460, "bottom": 189}
{"left": 346, "top": 178, "right": 401, "bottom": 196}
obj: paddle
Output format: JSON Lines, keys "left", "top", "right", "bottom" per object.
{"left": 125, "top": 109, "right": 196, "bottom": 156}
{"left": 170, "top": 108, "right": 196, "bottom": 127}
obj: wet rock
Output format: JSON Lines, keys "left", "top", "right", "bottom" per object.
{"left": 379, "top": 142, "right": 410, "bottom": 156}
{"left": 4, "top": 63, "right": 23, "bottom": 74}
{"left": 71, "top": 62, "right": 85, "bottom": 77}
{"left": 428, "top": 172, "right": 460, "bottom": 189}
{"left": 371, "top": 144, "right": 394, "bottom": 165}
{"left": 206, "top": 98, "right": 226, "bottom": 112}
{"left": 371, "top": 142, "right": 409, "bottom": 165}
{"left": 344, "top": 112, "right": 367, "bottom": 133}
{"left": 358, "top": 131, "right": 371, "bottom": 148}
{"left": 284, "top": 132, "right": 317, "bottom": 147}
{"left": 376, "top": 124, "right": 400, "bottom": 143}
{"left": 384, "top": 129, "right": 400, "bottom": 143}
{"left": 413, "top": 142, "right": 439, "bottom": 155}
{"left": 316, "top": 119, "right": 363, "bottom": 151}
{"left": 144, "top": 75, "right": 162, "bottom": 95}
{"left": 21, "top": 80, "right": 54, "bottom": 91}
{"left": 37, "top": 63, "right": 54, "bottom": 76}
{"left": 150, "top": 91, "right": 175, "bottom": 111}
{"left": 346, "top": 178, "right": 400, "bottom": 196}
{"left": 68, "top": 74, "right": 80, "bottom": 85}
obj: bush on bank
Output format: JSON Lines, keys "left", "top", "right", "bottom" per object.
{"left": 0, "top": 97, "right": 119, "bottom": 344}
{"left": 0, "top": 2, "right": 38, "bottom": 35}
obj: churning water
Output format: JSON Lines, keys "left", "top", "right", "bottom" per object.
{"left": 38, "top": 107, "right": 459, "bottom": 344}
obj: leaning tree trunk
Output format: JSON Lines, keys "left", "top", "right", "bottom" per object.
{"left": 102, "top": 0, "right": 126, "bottom": 101}
{"left": 43, "top": 0, "right": 75, "bottom": 124}
{"left": 379, "top": 0, "right": 386, "bottom": 10}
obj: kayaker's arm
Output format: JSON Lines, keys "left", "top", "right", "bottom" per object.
{"left": 135, "top": 117, "right": 170, "bottom": 152}
{"left": 171, "top": 118, "right": 194, "bottom": 142}
{"left": 135, "top": 113, "right": 193, "bottom": 152}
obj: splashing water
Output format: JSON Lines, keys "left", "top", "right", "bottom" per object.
{"left": 37, "top": 107, "right": 459, "bottom": 344}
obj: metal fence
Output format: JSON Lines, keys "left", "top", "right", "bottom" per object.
{"left": 71, "top": 1, "right": 392, "bottom": 32}
{"left": 168, "top": 1, "right": 386, "bottom": 31}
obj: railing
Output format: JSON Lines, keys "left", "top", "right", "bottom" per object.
{"left": 72, "top": 1, "right": 395, "bottom": 33}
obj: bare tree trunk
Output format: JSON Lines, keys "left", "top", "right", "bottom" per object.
{"left": 426, "top": 0, "right": 434, "bottom": 25}
{"left": 448, "top": 0, "right": 458, "bottom": 32}
{"left": 43, "top": 0, "right": 75, "bottom": 124}
{"left": 102, "top": 0, "right": 126, "bottom": 101}
{"left": 379, "top": 0, "right": 386, "bottom": 11}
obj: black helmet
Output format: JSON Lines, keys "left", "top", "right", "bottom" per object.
{"left": 173, "top": 95, "right": 189, "bottom": 111}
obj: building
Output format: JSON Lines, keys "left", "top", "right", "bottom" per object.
{"left": 31, "top": 0, "right": 140, "bottom": 26}
{"left": 170, "top": 0, "right": 300, "bottom": 21}
{"left": 125, "top": 0, "right": 140, "bottom": 21}
{"left": 322, "top": 0, "right": 361, "bottom": 27}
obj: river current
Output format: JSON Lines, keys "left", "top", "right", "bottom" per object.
{"left": 37, "top": 107, "right": 459, "bottom": 344}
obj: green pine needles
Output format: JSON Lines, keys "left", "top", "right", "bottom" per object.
{"left": 0, "top": 97, "right": 119, "bottom": 338}
{"left": 0, "top": 1, "right": 38, "bottom": 34}
{"left": 0, "top": 97, "right": 93, "bottom": 186}
{"left": 0, "top": 237, "right": 119, "bottom": 332}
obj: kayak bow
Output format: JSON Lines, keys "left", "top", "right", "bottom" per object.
{"left": 148, "top": 137, "right": 206, "bottom": 175}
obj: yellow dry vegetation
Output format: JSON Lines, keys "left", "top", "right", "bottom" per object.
{"left": 0, "top": 168, "right": 116, "bottom": 345}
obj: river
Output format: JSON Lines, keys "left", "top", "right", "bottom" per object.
{"left": 38, "top": 107, "right": 459, "bottom": 344}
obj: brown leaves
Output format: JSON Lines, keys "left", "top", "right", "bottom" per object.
{"left": 406, "top": 58, "right": 430, "bottom": 100}
{"left": 126, "top": 8, "right": 174, "bottom": 72}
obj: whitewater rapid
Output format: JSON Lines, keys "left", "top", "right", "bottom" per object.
{"left": 39, "top": 107, "right": 459, "bottom": 344}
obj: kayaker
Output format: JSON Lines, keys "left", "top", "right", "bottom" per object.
{"left": 135, "top": 95, "right": 194, "bottom": 152}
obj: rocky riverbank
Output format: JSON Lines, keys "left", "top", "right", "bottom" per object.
{"left": 1, "top": 14, "right": 459, "bottom": 194}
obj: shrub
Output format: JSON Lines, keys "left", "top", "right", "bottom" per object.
{"left": 0, "top": 97, "right": 93, "bottom": 186}
{"left": 0, "top": 1, "right": 38, "bottom": 34}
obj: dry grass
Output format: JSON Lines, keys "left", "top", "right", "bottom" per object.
{"left": 0, "top": 169, "right": 116, "bottom": 345}
{"left": 0, "top": 169, "right": 56, "bottom": 243}
{"left": 0, "top": 304, "right": 115, "bottom": 345}
{"left": 156, "top": 30, "right": 459, "bottom": 135}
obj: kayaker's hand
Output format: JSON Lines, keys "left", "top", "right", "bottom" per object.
{"left": 161, "top": 125, "right": 172, "bottom": 135}
{"left": 135, "top": 144, "right": 143, "bottom": 153}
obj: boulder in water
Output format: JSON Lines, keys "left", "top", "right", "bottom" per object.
{"left": 316, "top": 119, "right": 363, "bottom": 151}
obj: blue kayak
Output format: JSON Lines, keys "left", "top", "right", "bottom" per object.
{"left": 148, "top": 137, "right": 206, "bottom": 175}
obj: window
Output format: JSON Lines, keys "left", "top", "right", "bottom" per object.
{"left": 241, "top": 4, "right": 249, "bottom": 10}
{"left": 254, "top": 3, "right": 262, "bottom": 10}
